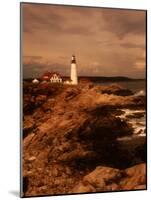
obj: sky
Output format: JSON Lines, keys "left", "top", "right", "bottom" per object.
{"left": 22, "top": 3, "right": 146, "bottom": 78}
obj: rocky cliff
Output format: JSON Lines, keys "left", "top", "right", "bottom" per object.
{"left": 22, "top": 82, "right": 146, "bottom": 196}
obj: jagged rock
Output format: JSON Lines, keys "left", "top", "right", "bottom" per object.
{"left": 121, "top": 163, "right": 146, "bottom": 190}
{"left": 23, "top": 83, "right": 146, "bottom": 196}
{"left": 134, "top": 185, "right": 146, "bottom": 189}
{"left": 28, "top": 156, "right": 36, "bottom": 161}
{"left": 23, "top": 116, "right": 35, "bottom": 137}
{"left": 35, "top": 95, "right": 47, "bottom": 106}
{"left": 58, "top": 149, "right": 96, "bottom": 163}
{"left": 100, "top": 84, "right": 134, "bottom": 96}
{"left": 72, "top": 163, "right": 146, "bottom": 193}
{"left": 64, "top": 87, "right": 80, "bottom": 101}
{"left": 83, "top": 166, "right": 122, "bottom": 191}
{"left": 73, "top": 182, "right": 95, "bottom": 193}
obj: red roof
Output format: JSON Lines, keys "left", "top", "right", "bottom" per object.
{"left": 42, "top": 72, "right": 62, "bottom": 80}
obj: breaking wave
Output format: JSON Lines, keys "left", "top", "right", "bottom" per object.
{"left": 119, "top": 109, "right": 146, "bottom": 137}
{"left": 134, "top": 90, "right": 145, "bottom": 97}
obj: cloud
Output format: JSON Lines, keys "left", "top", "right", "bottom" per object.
{"left": 22, "top": 4, "right": 65, "bottom": 34}
{"left": 120, "top": 43, "right": 145, "bottom": 49}
{"left": 23, "top": 55, "right": 43, "bottom": 60}
{"left": 135, "top": 62, "right": 145, "bottom": 70}
{"left": 134, "top": 54, "right": 146, "bottom": 70}
{"left": 23, "top": 55, "right": 69, "bottom": 78}
{"left": 101, "top": 9, "right": 146, "bottom": 39}
{"left": 22, "top": 4, "right": 146, "bottom": 79}
{"left": 22, "top": 4, "right": 94, "bottom": 36}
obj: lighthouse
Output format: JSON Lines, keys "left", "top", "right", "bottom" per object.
{"left": 70, "top": 55, "right": 78, "bottom": 85}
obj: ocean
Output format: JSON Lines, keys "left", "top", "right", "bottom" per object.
{"left": 97, "top": 80, "right": 146, "bottom": 94}
{"left": 98, "top": 80, "right": 146, "bottom": 140}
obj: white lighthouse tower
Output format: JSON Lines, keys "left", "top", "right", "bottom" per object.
{"left": 70, "top": 55, "right": 78, "bottom": 85}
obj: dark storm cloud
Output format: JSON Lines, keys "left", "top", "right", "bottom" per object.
{"left": 101, "top": 9, "right": 146, "bottom": 39}
{"left": 65, "top": 25, "right": 93, "bottom": 35}
{"left": 23, "top": 4, "right": 65, "bottom": 34}
{"left": 22, "top": 4, "right": 146, "bottom": 78}
{"left": 96, "top": 40, "right": 145, "bottom": 49}
{"left": 120, "top": 43, "right": 145, "bottom": 49}
{"left": 24, "top": 55, "right": 43, "bottom": 60}
{"left": 22, "top": 4, "right": 93, "bottom": 36}
{"left": 23, "top": 55, "right": 69, "bottom": 78}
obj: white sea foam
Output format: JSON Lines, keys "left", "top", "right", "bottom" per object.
{"left": 118, "top": 108, "right": 146, "bottom": 136}
{"left": 134, "top": 90, "right": 145, "bottom": 96}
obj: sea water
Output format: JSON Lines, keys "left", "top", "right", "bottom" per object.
{"left": 98, "top": 80, "right": 146, "bottom": 139}
{"left": 97, "top": 80, "right": 146, "bottom": 93}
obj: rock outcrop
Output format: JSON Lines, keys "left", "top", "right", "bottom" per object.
{"left": 72, "top": 163, "right": 146, "bottom": 193}
{"left": 22, "top": 83, "right": 146, "bottom": 196}
{"left": 99, "top": 84, "right": 134, "bottom": 96}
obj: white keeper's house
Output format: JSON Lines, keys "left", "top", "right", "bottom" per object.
{"left": 42, "top": 72, "right": 62, "bottom": 83}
